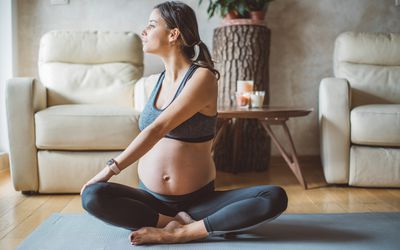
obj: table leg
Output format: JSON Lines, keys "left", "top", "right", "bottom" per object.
{"left": 260, "top": 120, "right": 308, "bottom": 189}
{"left": 211, "top": 118, "right": 230, "bottom": 157}
{"left": 232, "top": 118, "right": 242, "bottom": 173}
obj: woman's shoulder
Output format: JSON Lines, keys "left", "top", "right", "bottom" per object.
{"left": 186, "top": 66, "right": 218, "bottom": 99}
{"left": 193, "top": 66, "right": 218, "bottom": 83}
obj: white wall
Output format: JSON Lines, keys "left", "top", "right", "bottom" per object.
{"left": 6, "top": 0, "right": 400, "bottom": 157}
{"left": 0, "top": 0, "right": 17, "bottom": 170}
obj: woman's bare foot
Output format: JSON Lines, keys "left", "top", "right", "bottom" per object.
{"left": 174, "top": 211, "right": 196, "bottom": 225}
{"left": 129, "top": 221, "right": 182, "bottom": 245}
{"left": 130, "top": 220, "right": 208, "bottom": 245}
{"left": 130, "top": 225, "right": 182, "bottom": 245}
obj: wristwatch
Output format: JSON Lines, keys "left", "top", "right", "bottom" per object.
{"left": 106, "top": 158, "right": 121, "bottom": 175}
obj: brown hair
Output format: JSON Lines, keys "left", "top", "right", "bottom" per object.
{"left": 154, "top": 1, "right": 220, "bottom": 80}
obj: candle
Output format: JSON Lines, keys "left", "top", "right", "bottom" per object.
{"left": 250, "top": 91, "right": 265, "bottom": 108}
{"left": 237, "top": 80, "right": 254, "bottom": 93}
{"left": 235, "top": 92, "right": 250, "bottom": 107}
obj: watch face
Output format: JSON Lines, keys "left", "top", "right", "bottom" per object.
{"left": 107, "top": 159, "right": 114, "bottom": 166}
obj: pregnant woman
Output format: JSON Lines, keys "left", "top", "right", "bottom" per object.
{"left": 81, "top": 1, "right": 288, "bottom": 245}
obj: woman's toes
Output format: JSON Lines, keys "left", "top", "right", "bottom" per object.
{"left": 130, "top": 230, "right": 145, "bottom": 244}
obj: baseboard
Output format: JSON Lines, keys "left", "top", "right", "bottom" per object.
{"left": 0, "top": 152, "right": 10, "bottom": 171}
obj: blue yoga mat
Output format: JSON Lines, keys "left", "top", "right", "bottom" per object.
{"left": 17, "top": 212, "right": 400, "bottom": 250}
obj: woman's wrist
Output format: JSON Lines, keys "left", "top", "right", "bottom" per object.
{"left": 104, "top": 166, "right": 116, "bottom": 177}
{"left": 106, "top": 159, "right": 121, "bottom": 175}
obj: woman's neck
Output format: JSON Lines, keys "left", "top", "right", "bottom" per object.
{"left": 161, "top": 52, "right": 192, "bottom": 83}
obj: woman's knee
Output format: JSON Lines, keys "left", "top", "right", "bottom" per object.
{"left": 81, "top": 182, "right": 110, "bottom": 213}
{"left": 257, "top": 185, "right": 288, "bottom": 215}
{"left": 268, "top": 185, "right": 288, "bottom": 213}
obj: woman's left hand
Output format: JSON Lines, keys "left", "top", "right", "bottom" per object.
{"left": 80, "top": 166, "right": 115, "bottom": 195}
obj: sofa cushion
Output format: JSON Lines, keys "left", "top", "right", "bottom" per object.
{"left": 351, "top": 104, "right": 400, "bottom": 147}
{"left": 38, "top": 30, "right": 144, "bottom": 107}
{"left": 349, "top": 146, "right": 400, "bottom": 187}
{"left": 334, "top": 32, "right": 400, "bottom": 107}
{"left": 334, "top": 32, "right": 400, "bottom": 68}
{"left": 35, "top": 104, "right": 140, "bottom": 150}
{"left": 40, "top": 62, "right": 142, "bottom": 107}
{"left": 37, "top": 150, "right": 138, "bottom": 193}
{"left": 335, "top": 63, "right": 400, "bottom": 107}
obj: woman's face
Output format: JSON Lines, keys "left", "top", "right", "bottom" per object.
{"left": 141, "top": 9, "right": 171, "bottom": 54}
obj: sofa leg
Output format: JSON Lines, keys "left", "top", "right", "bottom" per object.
{"left": 22, "top": 190, "right": 38, "bottom": 195}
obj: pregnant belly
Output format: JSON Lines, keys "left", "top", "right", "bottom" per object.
{"left": 138, "top": 138, "right": 216, "bottom": 195}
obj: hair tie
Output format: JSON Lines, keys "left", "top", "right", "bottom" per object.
{"left": 191, "top": 40, "right": 202, "bottom": 61}
{"left": 190, "top": 40, "right": 202, "bottom": 47}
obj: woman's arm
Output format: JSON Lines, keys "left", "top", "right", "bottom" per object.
{"left": 113, "top": 123, "right": 165, "bottom": 171}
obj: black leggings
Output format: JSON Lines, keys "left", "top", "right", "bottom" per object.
{"left": 81, "top": 180, "right": 288, "bottom": 236}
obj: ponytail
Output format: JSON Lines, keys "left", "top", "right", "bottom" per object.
{"left": 192, "top": 42, "right": 220, "bottom": 80}
{"left": 181, "top": 41, "right": 220, "bottom": 80}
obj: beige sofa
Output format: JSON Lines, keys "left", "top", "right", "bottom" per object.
{"left": 6, "top": 30, "right": 158, "bottom": 194}
{"left": 319, "top": 32, "right": 400, "bottom": 187}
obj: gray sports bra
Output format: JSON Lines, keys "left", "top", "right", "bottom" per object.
{"left": 138, "top": 64, "right": 217, "bottom": 142}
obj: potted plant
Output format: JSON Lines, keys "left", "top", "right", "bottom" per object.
{"left": 247, "top": 0, "right": 274, "bottom": 21}
{"left": 199, "top": 0, "right": 248, "bottom": 20}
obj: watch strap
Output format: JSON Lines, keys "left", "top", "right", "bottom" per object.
{"left": 107, "top": 159, "right": 121, "bottom": 175}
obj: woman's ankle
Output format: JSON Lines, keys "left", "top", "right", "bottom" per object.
{"left": 175, "top": 211, "right": 196, "bottom": 224}
{"left": 156, "top": 214, "right": 176, "bottom": 228}
{"left": 173, "top": 220, "right": 209, "bottom": 242}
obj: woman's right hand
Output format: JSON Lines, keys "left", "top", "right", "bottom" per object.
{"left": 80, "top": 166, "right": 115, "bottom": 196}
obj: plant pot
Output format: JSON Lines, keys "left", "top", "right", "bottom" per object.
{"left": 250, "top": 11, "right": 266, "bottom": 21}
{"left": 224, "top": 11, "right": 239, "bottom": 20}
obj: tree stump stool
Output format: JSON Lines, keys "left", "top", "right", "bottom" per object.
{"left": 212, "top": 23, "right": 271, "bottom": 172}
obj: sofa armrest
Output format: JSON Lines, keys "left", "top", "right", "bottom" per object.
{"left": 133, "top": 77, "right": 147, "bottom": 112}
{"left": 319, "top": 77, "right": 351, "bottom": 184}
{"left": 133, "top": 74, "right": 160, "bottom": 112}
{"left": 5, "top": 78, "right": 47, "bottom": 192}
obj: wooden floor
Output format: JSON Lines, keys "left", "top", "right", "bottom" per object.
{"left": 1, "top": 158, "right": 399, "bottom": 249}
